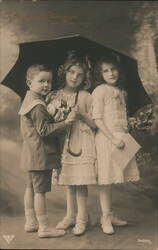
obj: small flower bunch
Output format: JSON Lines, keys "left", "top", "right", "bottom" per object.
{"left": 46, "top": 91, "right": 72, "bottom": 122}
{"left": 128, "top": 104, "right": 153, "bottom": 132}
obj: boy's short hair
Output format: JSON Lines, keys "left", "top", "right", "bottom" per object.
{"left": 26, "top": 64, "right": 53, "bottom": 81}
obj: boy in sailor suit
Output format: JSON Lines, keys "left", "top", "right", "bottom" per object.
{"left": 18, "top": 64, "right": 75, "bottom": 238}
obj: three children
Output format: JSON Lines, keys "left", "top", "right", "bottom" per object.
{"left": 19, "top": 53, "right": 140, "bottom": 238}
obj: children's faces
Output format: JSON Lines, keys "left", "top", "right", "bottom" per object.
{"left": 101, "top": 63, "right": 119, "bottom": 86}
{"left": 27, "top": 71, "right": 53, "bottom": 96}
{"left": 65, "top": 65, "right": 85, "bottom": 89}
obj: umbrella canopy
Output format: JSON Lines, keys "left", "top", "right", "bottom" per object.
{"left": 1, "top": 34, "right": 151, "bottom": 116}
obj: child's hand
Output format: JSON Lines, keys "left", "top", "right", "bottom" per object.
{"left": 65, "top": 110, "right": 77, "bottom": 125}
{"left": 112, "top": 138, "right": 125, "bottom": 150}
{"left": 71, "top": 105, "right": 80, "bottom": 115}
{"left": 72, "top": 106, "right": 86, "bottom": 121}
{"left": 123, "top": 127, "right": 129, "bottom": 133}
{"left": 77, "top": 111, "right": 86, "bottom": 120}
{"left": 47, "top": 103, "right": 56, "bottom": 117}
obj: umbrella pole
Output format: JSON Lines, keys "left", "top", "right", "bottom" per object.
{"left": 66, "top": 91, "right": 82, "bottom": 157}
{"left": 66, "top": 125, "right": 82, "bottom": 157}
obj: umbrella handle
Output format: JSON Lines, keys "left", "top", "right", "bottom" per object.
{"left": 65, "top": 90, "right": 82, "bottom": 157}
{"left": 66, "top": 125, "right": 82, "bottom": 157}
{"left": 67, "top": 145, "right": 82, "bottom": 157}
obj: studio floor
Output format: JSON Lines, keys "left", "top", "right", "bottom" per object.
{"left": 0, "top": 184, "right": 158, "bottom": 250}
{"left": 0, "top": 138, "right": 158, "bottom": 250}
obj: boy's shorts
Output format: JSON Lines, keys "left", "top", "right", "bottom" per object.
{"left": 27, "top": 170, "right": 52, "bottom": 193}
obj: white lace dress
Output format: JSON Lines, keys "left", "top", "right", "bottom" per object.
{"left": 92, "top": 84, "right": 140, "bottom": 185}
{"left": 53, "top": 89, "right": 97, "bottom": 185}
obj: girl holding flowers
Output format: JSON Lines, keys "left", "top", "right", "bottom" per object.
{"left": 46, "top": 51, "right": 97, "bottom": 236}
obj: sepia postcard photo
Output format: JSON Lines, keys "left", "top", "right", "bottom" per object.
{"left": 0, "top": 0, "right": 158, "bottom": 249}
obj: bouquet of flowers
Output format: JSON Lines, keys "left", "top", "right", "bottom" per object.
{"left": 128, "top": 104, "right": 153, "bottom": 132}
{"left": 46, "top": 91, "right": 72, "bottom": 122}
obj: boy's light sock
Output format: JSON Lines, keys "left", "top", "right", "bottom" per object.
{"left": 25, "top": 208, "right": 37, "bottom": 222}
{"left": 37, "top": 215, "right": 49, "bottom": 231}
{"left": 25, "top": 208, "right": 36, "bottom": 216}
{"left": 24, "top": 208, "right": 38, "bottom": 231}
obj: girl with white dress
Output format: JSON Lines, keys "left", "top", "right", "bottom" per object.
{"left": 47, "top": 51, "right": 97, "bottom": 236}
{"left": 92, "top": 56, "right": 140, "bottom": 235}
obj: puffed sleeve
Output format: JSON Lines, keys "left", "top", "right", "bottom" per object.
{"left": 92, "top": 85, "right": 109, "bottom": 120}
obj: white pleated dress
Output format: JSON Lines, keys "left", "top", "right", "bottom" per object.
{"left": 58, "top": 90, "right": 97, "bottom": 185}
{"left": 92, "top": 84, "right": 140, "bottom": 185}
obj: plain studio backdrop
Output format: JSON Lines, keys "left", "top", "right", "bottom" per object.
{"left": 0, "top": 1, "right": 158, "bottom": 249}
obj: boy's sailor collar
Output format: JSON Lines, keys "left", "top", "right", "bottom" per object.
{"left": 18, "top": 90, "right": 46, "bottom": 115}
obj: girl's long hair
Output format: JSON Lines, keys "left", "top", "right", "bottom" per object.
{"left": 93, "top": 55, "right": 126, "bottom": 90}
{"left": 57, "top": 50, "right": 92, "bottom": 90}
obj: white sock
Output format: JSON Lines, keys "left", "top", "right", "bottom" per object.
{"left": 25, "top": 208, "right": 37, "bottom": 223}
{"left": 37, "top": 215, "right": 49, "bottom": 231}
{"left": 66, "top": 186, "right": 76, "bottom": 219}
{"left": 76, "top": 186, "right": 88, "bottom": 222}
{"left": 99, "top": 186, "right": 112, "bottom": 217}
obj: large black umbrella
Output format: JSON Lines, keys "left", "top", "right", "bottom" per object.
{"left": 1, "top": 34, "right": 151, "bottom": 116}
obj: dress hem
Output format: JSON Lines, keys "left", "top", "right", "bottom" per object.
{"left": 97, "top": 176, "right": 140, "bottom": 186}
{"left": 58, "top": 182, "right": 97, "bottom": 186}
